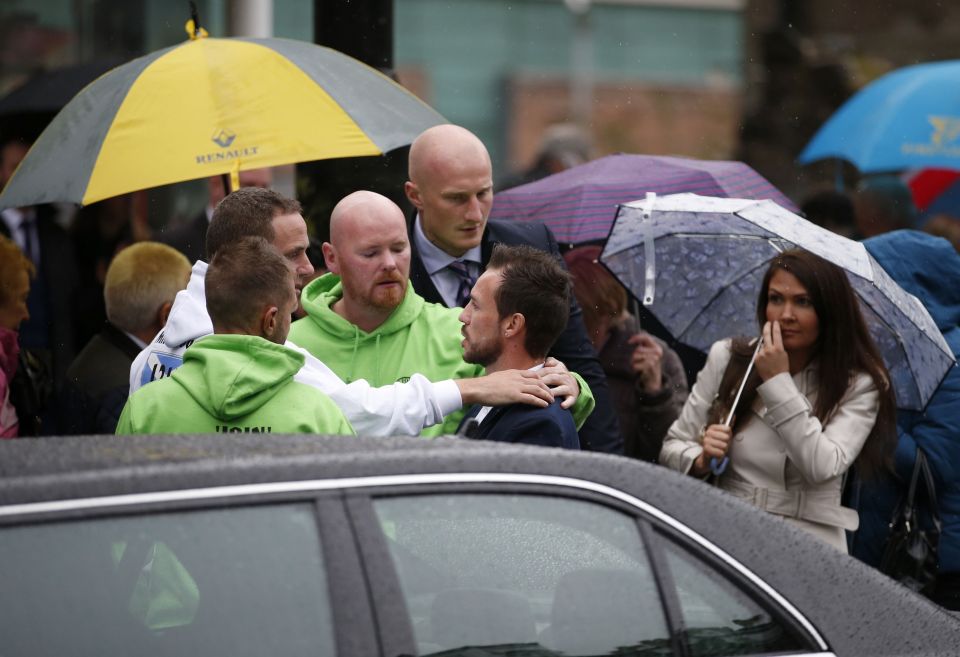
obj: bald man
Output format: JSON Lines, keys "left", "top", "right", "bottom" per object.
{"left": 404, "top": 125, "right": 622, "bottom": 453}
{"left": 288, "top": 190, "right": 594, "bottom": 436}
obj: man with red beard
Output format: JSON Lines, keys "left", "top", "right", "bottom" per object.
{"left": 288, "top": 191, "right": 593, "bottom": 436}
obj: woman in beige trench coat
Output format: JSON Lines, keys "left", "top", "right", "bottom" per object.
{"left": 660, "top": 250, "right": 896, "bottom": 552}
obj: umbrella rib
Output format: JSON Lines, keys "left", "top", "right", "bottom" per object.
{"left": 674, "top": 255, "right": 773, "bottom": 340}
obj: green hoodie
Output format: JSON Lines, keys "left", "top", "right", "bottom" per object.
{"left": 288, "top": 274, "right": 594, "bottom": 436}
{"left": 116, "top": 334, "right": 354, "bottom": 435}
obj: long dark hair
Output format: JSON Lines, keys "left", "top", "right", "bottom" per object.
{"left": 707, "top": 249, "right": 896, "bottom": 480}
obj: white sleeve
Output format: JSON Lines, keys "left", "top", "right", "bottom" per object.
{"left": 659, "top": 340, "right": 731, "bottom": 474}
{"left": 758, "top": 370, "right": 879, "bottom": 484}
{"left": 289, "top": 344, "right": 463, "bottom": 437}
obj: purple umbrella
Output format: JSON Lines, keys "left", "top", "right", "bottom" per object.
{"left": 491, "top": 154, "right": 797, "bottom": 244}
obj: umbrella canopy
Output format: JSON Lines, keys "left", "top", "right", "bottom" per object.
{"left": 600, "top": 193, "right": 954, "bottom": 411}
{"left": 490, "top": 154, "right": 796, "bottom": 245}
{"left": 904, "top": 168, "right": 960, "bottom": 218}
{"left": 0, "top": 59, "right": 123, "bottom": 116}
{"left": 799, "top": 60, "right": 960, "bottom": 172}
{"left": 0, "top": 35, "right": 445, "bottom": 208}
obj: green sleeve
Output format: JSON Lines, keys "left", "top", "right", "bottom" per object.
{"left": 569, "top": 372, "right": 595, "bottom": 430}
{"left": 116, "top": 401, "right": 134, "bottom": 435}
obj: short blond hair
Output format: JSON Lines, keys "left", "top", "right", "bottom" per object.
{"left": 0, "top": 235, "right": 34, "bottom": 306}
{"left": 104, "top": 242, "right": 191, "bottom": 333}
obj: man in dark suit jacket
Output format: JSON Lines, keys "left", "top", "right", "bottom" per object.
{"left": 159, "top": 169, "right": 273, "bottom": 263}
{"left": 457, "top": 243, "right": 578, "bottom": 449}
{"left": 405, "top": 124, "right": 621, "bottom": 453}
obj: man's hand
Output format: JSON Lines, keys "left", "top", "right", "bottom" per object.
{"left": 755, "top": 321, "right": 789, "bottom": 381}
{"left": 457, "top": 370, "right": 553, "bottom": 408}
{"left": 628, "top": 333, "right": 663, "bottom": 394}
{"left": 539, "top": 357, "right": 580, "bottom": 409}
{"left": 691, "top": 424, "right": 733, "bottom": 476}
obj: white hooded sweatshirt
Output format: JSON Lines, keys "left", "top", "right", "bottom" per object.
{"left": 129, "top": 261, "right": 461, "bottom": 436}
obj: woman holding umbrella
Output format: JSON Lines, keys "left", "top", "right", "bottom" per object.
{"left": 659, "top": 249, "right": 896, "bottom": 552}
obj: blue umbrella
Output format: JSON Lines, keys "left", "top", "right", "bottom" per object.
{"left": 600, "top": 193, "right": 954, "bottom": 412}
{"left": 799, "top": 60, "right": 960, "bottom": 172}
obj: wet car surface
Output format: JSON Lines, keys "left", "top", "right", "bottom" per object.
{"left": 0, "top": 433, "right": 956, "bottom": 657}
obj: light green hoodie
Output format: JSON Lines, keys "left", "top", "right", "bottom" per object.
{"left": 116, "top": 334, "right": 354, "bottom": 435}
{"left": 288, "top": 274, "right": 593, "bottom": 436}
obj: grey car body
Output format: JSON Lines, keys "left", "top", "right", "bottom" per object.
{"left": 0, "top": 433, "right": 956, "bottom": 657}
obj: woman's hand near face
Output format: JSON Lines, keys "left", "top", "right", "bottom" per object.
{"left": 755, "top": 321, "right": 790, "bottom": 381}
{"left": 629, "top": 333, "right": 663, "bottom": 393}
{"left": 691, "top": 424, "right": 733, "bottom": 476}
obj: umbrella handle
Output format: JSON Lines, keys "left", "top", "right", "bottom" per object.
{"left": 710, "top": 456, "right": 729, "bottom": 476}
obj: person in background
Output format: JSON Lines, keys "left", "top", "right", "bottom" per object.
{"left": 922, "top": 214, "right": 960, "bottom": 253}
{"left": 660, "top": 249, "right": 896, "bottom": 552}
{"left": 800, "top": 188, "right": 858, "bottom": 239}
{"left": 70, "top": 191, "right": 149, "bottom": 348}
{"left": 853, "top": 174, "right": 917, "bottom": 238}
{"left": 458, "top": 244, "right": 579, "bottom": 449}
{"left": 404, "top": 123, "right": 622, "bottom": 453}
{"left": 498, "top": 123, "right": 592, "bottom": 191}
{"left": 0, "top": 235, "right": 33, "bottom": 438}
{"left": 853, "top": 230, "right": 960, "bottom": 610}
{"left": 564, "top": 245, "right": 688, "bottom": 461}
{"left": 159, "top": 169, "right": 273, "bottom": 263}
{"left": 117, "top": 237, "right": 353, "bottom": 436}
{"left": 0, "top": 136, "right": 78, "bottom": 398}
{"left": 60, "top": 242, "right": 191, "bottom": 434}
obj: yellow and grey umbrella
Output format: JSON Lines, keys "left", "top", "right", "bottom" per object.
{"left": 0, "top": 31, "right": 445, "bottom": 208}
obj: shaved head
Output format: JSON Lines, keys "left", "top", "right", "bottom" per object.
{"left": 329, "top": 190, "right": 405, "bottom": 245}
{"left": 408, "top": 124, "right": 491, "bottom": 186}
{"left": 405, "top": 125, "right": 494, "bottom": 257}
{"left": 323, "top": 190, "right": 411, "bottom": 332}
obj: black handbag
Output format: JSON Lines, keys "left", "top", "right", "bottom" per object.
{"left": 880, "top": 448, "right": 941, "bottom": 596}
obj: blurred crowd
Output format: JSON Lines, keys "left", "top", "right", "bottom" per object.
{"left": 1, "top": 123, "right": 959, "bottom": 608}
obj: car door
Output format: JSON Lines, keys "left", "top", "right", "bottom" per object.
{"left": 0, "top": 489, "right": 376, "bottom": 657}
{"left": 343, "top": 473, "right": 835, "bottom": 657}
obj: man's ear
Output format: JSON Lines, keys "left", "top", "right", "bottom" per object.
{"left": 404, "top": 181, "right": 423, "bottom": 210}
{"left": 321, "top": 242, "right": 339, "bottom": 275}
{"left": 503, "top": 313, "right": 525, "bottom": 339}
{"left": 157, "top": 301, "right": 174, "bottom": 328}
{"left": 261, "top": 305, "right": 280, "bottom": 340}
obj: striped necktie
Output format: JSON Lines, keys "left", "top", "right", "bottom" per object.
{"left": 447, "top": 260, "right": 476, "bottom": 307}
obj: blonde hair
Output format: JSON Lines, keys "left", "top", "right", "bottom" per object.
{"left": 104, "top": 242, "right": 191, "bottom": 333}
{"left": 0, "top": 235, "right": 34, "bottom": 306}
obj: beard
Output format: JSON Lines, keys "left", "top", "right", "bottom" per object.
{"left": 463, "top": 334, "right": 503, "bottom": 368}
{"left": 342, "top": 275, "right": 406, "bottom": 313}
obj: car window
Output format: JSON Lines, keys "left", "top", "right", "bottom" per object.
{"left": 658, "top": 535, "right": 808, "bottom": 656}
{"left": 0, "top": 502, "right": 336, "bottom": 657}
{"left": 373, "top": 493, "right": 671, "bottom": 656}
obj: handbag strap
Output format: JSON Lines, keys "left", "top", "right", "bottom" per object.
{"left": 906, "top": 448, "right": 942, "bottom": 529}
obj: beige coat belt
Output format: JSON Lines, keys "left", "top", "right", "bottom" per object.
{"left": 720, "top": 477, "right": 859, "bottom": 531}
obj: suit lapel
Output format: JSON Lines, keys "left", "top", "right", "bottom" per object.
{"left": 407, "top": 211, "right": 445, "bottom": 305}
{"left": 473, "top": 405, "right": 509, "bottom": 441}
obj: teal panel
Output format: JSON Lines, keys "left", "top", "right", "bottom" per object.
{"left": 395, "top": 0, "right": 743, "bottom": 170}
{"left": 274, "top": 0, "right": 313, "bottom": 41}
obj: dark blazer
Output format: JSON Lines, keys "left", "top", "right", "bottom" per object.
{"left": 159, "top": 209, "right": 208, "bottom": 263}
{"left": 409, "top": 217, "right": 623, "bottom": 453}
{"left": 58, "top": 322, "right": 142, "bottom": 435}
{"left": 459, "top": 400, "right": 580, "bottom": 449}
